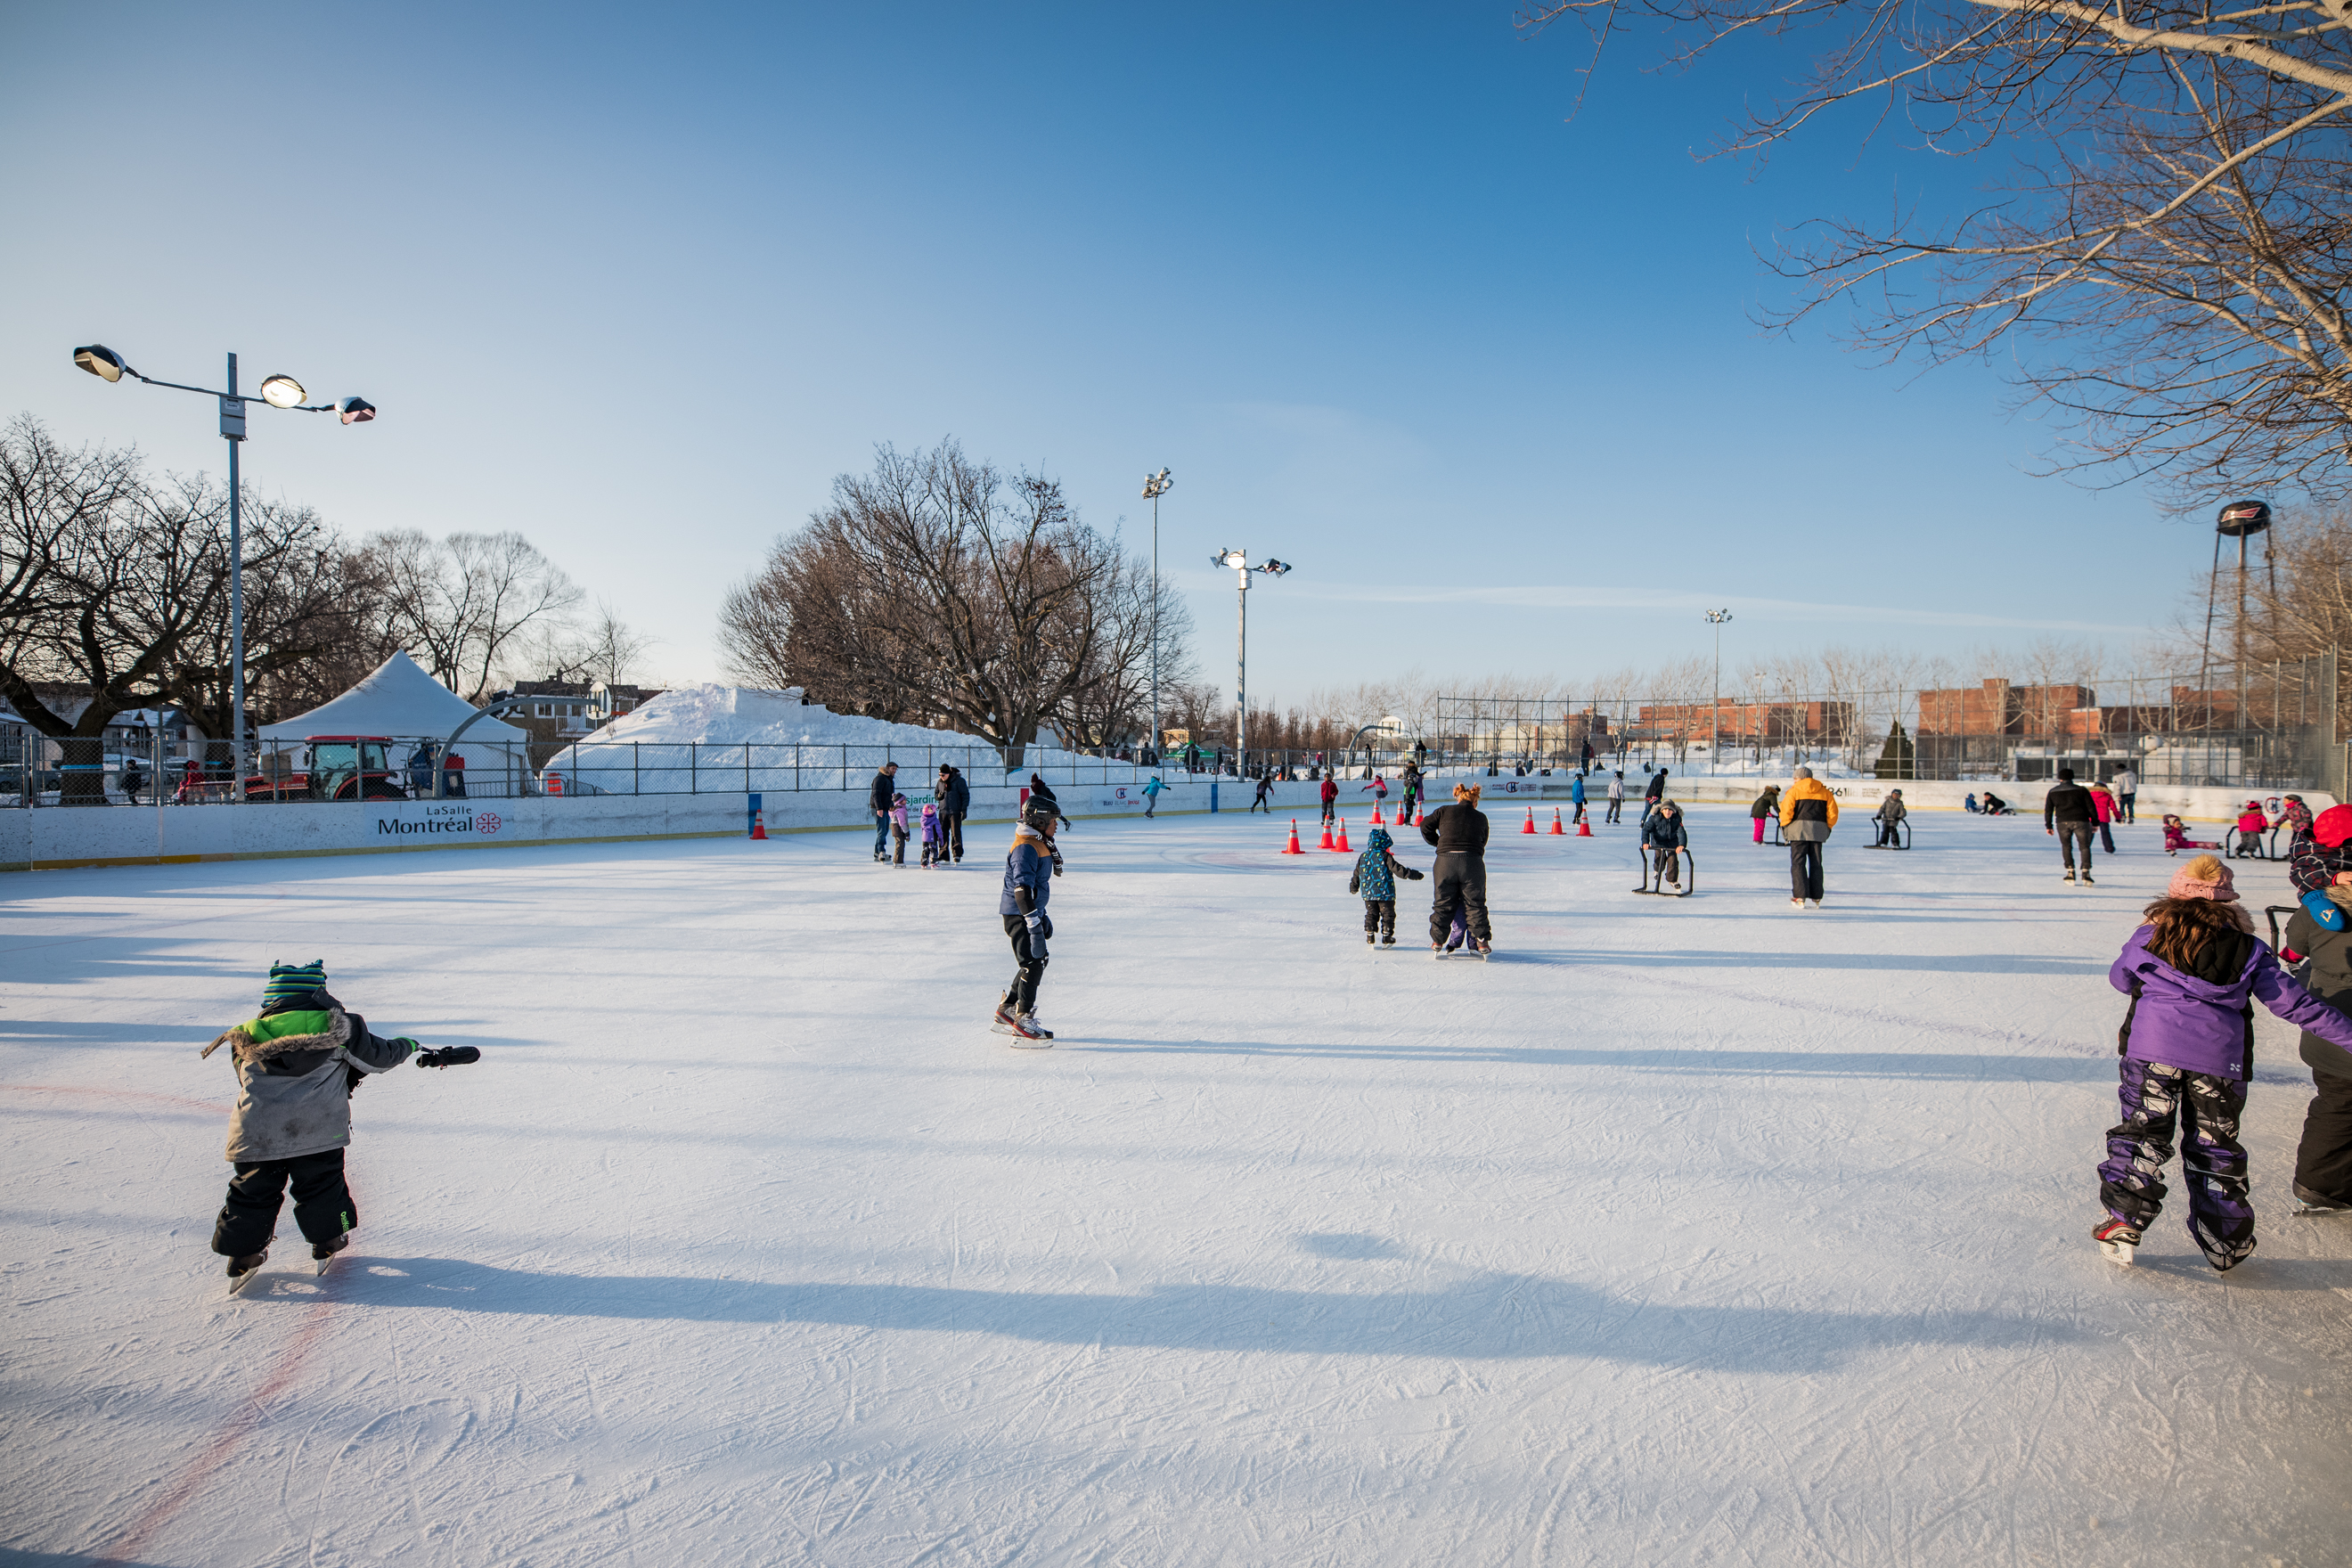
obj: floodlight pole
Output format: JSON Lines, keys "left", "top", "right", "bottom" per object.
{"left": 226, "top": 355, "right": 246, "bottom": 781}
{"left": 1215, "top": 550, "right": 1290, "bottom": 777}
{"left": 1142, "top": 469, "right": 1172, "bottom": 763}
{"left": 1706, "top": 609, "right": 1733, "bottom": 775}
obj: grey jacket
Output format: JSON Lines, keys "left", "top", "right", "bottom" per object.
{"left": 205, "top": 999, "right": 415, "bottom": 1163}
{"left": 2284, "top": 907, "right": 2352, "bottom": 1078}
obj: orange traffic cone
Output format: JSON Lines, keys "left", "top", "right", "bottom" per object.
{"left": 1370, "top": 802, "right": 1385, "bottom": 825}
{"left": 1283, "top": 818, "right": 1304, "bottom": 854}
{"left": 1548, "top": 806, "right": 1564, "bottom": 835}
{"left": 1521, "top": 805, "right": 1537, "bottom": 835}
{"left": 751, "top": 809, "right": 768, "bottom": 840}
{"left": 1318, "top": 818, "right": 1335, "bottom": 850}
{"left": 1576, "top": 815, "right": 1593, "bottom": 837}
{"left": 1413, "top": 808, "right": 1424, "bottom": 827}
{"left": 1333, "top": 816, "right": 1352, "bottom": 852}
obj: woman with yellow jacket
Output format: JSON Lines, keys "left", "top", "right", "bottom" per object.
{"left": 1780, "top": 766, "right": 1839, "bottom": 909}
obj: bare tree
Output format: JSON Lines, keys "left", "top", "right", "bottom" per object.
{"left": 1523, "top": 3, "right": 2352, "bottom": 500}
{"left": 1055, "top": 551, "right": 1195, "bottom": 752}
{"left": 369, "top": 530, "right": 582, "bottom": 700}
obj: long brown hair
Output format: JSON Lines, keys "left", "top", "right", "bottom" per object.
{"left": 2141, "top": 894, "right": 2252, "bottom": 970}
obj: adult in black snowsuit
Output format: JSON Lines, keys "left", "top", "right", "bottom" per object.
{"left": 2282, "top": 871, "right": 2352, "bottom": 1211}
{"left": 935, "top": 764, "right": 970, "bottom": 862}
{"left": 868, "top": 762, "right": 900, "bottom": 862}
{"left": 1420, "top": 782, "right": 1493, "bottom": 955}
{"left": 2044, "top": 767, "right": 2097, "bottom": 885}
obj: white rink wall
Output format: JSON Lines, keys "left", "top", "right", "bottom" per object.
{"left": 0, "top": 771, "right": 2319, "bottom": 873}
{"left": 0, "top": 776, "right": 1359, "bottom": 873}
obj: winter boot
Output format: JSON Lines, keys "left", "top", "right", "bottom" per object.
{"left": 2092, "top": 1217, "right": 2141, "bottom": 1264}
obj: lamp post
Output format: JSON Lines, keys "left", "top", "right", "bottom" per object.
{"left": 1211, "top": 549, "right": 1291, "bottom": 776}
{"left": 71, "top": 344, "right": 374, "bottom": 784}
{"left": 1705, "top": 609, "right": 1733, "bottom": 774}
{"left": 1141, "top": 468, "right": 1172, "bottom": 763}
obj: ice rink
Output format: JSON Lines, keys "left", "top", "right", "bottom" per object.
{"left": 4, "top": 804, "right": 2348, "bottom": 1566}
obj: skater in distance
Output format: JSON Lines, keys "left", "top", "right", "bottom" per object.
{"left": 995, "top": 801, "right": 1061, "bottom": 1043}
{"left": 2095, "top": 857, "right": 2352, "bottom": 1269}
{"left": 1781, "top": 767, "right": 1836, "bottom": 908}
{"left": 2044, "top": 767, "right": 2097, "bottom": 886}
{"left": 206, "top": 960, "right": 478, "bottom": 1289}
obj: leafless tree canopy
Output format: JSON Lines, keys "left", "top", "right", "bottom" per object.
{"left": 1522, "top": 0, "right": 2352, "bottom": 500}
{"left": 365, "top": 529, "right": 584, "bottom": 702}
{"left": 718, "top": 440, "right": 1193, "bottom": 768}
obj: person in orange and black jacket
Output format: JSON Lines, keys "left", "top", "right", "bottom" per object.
{"left": 1779, "top": 767, "right": 1839, "bottom": 909}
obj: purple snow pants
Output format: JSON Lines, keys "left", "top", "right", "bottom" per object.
{"left": 2098, "top": 1058, "right": 2255, "bottom": 1269}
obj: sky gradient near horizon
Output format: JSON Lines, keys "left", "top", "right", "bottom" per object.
{"left": 0, "top": 4, "right": 2221, "bottom": 712}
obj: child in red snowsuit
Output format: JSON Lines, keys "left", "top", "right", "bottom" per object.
{"left": 2163, "top": 814, "right": 2219, "bottom": 857}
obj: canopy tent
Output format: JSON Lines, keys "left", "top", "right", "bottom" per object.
{"left": 259, "top": 650, "right": 528, "bottom": 744}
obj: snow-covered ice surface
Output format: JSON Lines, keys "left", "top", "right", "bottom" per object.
{"left": 4, "top": 808, "right": 2349, "bottom": 1566}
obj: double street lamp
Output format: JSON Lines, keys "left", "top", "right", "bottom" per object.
{"left": 71, "top": 344, "right": 376, "bottom": 780}
{"left": 1705, "top": 608, "right": 1734, "bottom": 772}
{"left": 1212, "top": 549, "right": 1292, "bottom": 775}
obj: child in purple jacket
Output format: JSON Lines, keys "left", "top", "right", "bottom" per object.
{"left": 2097, "top": 854, "right": 2352, "bottom": 1269}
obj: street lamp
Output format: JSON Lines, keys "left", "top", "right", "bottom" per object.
{"left": 1141, "top": 468, "right": 1172, "bottom": 764}
{"left": 71, "top": 344, "right": 376, "bottom": 783}
{"left": 1212, "top": 549, "right": 1291, "bottom": 777}
{"left": 1705, "top": 608, "right": 1733, "bottom": 773}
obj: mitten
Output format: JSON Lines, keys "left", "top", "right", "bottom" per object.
{"left": 2301, "top": 890, "right": 2347, "bottom": 933}
{"left": 415, "top": 1046, "right": 482, "bottom": 1068}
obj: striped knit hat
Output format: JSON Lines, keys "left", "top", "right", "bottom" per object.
{"left": 263, "top": 960, "right": 328, "bottom": 1009}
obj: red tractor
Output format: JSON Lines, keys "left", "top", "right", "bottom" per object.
{"left": 245, "top": 736, "right": 412, "bottom": 802}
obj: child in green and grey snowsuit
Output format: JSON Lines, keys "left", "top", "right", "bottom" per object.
{"left": 202, "top": 960, "right": 478, "bottom": 1280}
{"left": 1348, "top": 825, "right": 1425, "bottom": 946}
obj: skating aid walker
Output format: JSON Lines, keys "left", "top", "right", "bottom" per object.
{"left": 1632, "top": 847, "right": 1695, "bottom": 898}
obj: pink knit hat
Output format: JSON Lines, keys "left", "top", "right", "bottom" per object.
{"left": 2166, "top": 855, "right": 2239, "bottom": 902}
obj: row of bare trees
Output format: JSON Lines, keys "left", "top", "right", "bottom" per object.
{"left": 0, "top": 416, "right": 646, "bottom": 802}
{"left": 717, "top": 440, "right": 1193, "bottom": 768}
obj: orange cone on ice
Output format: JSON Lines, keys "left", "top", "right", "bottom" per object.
{"left": 1521, "top": 805, "right": 1537, "bottom": 835}
{"left": 1318, "top": 818, "right": 1335, "bottom": 850}
{"left": 1283, "top": 818, "right": 1304, "bottom": 854}
{"left": 1577, "top": 815, "right": 1593, "bottom": 837}
{"left": 1548, "top": 807, "right": 1564, "bottom": 835}
{"left": 1333, "top": 816, "right": 1352, "bottom": 852}
{"left": 751, "top": 809, "right": 769, "bottom": 840}
{"left": 1413, "top": 808, "right": 1425, "bottom": 827}
{"left": 1370, "top": 802, "right": 1385, "bottom": 825}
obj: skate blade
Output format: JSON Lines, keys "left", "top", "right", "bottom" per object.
{"left": 1008, "top": 1037, "right": 1055, "bottom": 1049}
{"left": 227, "top": 1260, "right": 267, "bottom": 1296}
{"left": 2099, "top": 1238, "right": 2136, "bottom": 1265}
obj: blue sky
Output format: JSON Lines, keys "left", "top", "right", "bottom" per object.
{"left": 1, "top": 4, "right": 2202, "bottom": 707}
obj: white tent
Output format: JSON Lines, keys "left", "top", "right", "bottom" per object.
{"left": 259, "top": 650, "right": 528, "bottom": 744}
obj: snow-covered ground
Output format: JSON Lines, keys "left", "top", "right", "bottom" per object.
{"left": 4, "top": 808, "right": 2348, "bottom": 1566}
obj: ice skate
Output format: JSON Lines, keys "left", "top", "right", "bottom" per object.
{"left": 1380, "top": 935, "right": 1395, "bottom": 948}
{"left": 2093, "top": 1217, "right": 2141, "bottom": 1265}
{"left": 2291, "top": 1181, "right": 2351, "bottom": 1215}
{"left": 1789, "top": 898, "right": 1802, "bottom": 909}
{"left": 1365, "top": 932, "right": 1376, "bottom": 947}
{"left": 990, "top": 1000, "right": 1019, "bottom": 1035}
{"left": 2062, "top": 870, "right": 2076, "bottom": 884}
{"left": 312, "top": 1234, "right": 348, "bottom": 1274}
{"left": 225, "top": 1249, "right": 268, "bottom": 1294}
{"left": 1804, "top": 899, "right": 1820, "bottom": 911}
{"left": 2191, "top": 1218, "right": 2255, "bottom": 1272}
{"left": 2080, "top": 873, "right": 2095, "bottom": 886}
{"left": 1432, "top": 943, "right": 1447, "bottom": 960}
{"left": 1008, "top": 1012, "right": 1054, "bottom": 1048}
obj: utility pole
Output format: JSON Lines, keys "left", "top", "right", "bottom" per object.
{"left": 1212, "top": 549, "right": 1291, "bottom": 776}
{"left": 1706, "top": 609, "right": 1733, "bottom": 774}
{"left": 1141, "top": 469, "right": 1172, "bottom": 764}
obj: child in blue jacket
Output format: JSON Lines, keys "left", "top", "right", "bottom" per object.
{"left": 1347, "top": 826, "right": 1424, "bottom": 947}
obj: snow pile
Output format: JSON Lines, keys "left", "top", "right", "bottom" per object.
{"left": 544, "top": 682, "right": 1105, "bottom": 795}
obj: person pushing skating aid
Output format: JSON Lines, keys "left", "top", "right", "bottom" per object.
{"left": 1348, "top": 825, "right": 1425, "bottom": 947}
{"left": 204, "top": 959, "right": 478, "bottom": 1289}
{"left": 995, "top": 801, "right": 1059, "bottom": 1043}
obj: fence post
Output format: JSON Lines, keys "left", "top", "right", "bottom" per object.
{"left": 633, "top": 742, "right": 640, "bottom": 795}
{"left": 690, "top": 742, "right": 698, "bottom": 795}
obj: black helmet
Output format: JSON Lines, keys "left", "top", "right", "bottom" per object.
{"left": 1022, "top": 801, "right": 1058, "bottom": 832}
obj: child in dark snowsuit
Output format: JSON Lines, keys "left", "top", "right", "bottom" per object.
{"left": 1347, "top": 825, "right": 1425, "bottom": 946}
{"left": 204, "top": 960, "right": 477, "bottom": 1281}
{"left": 1640, "top": 799, "right": 1687, "bottom": 886}
{"left": 919, "top": 801, "right": 946, "bottom": 867}
{"left": 2095, "top": 857, "right": 2352, "bottom": 1270}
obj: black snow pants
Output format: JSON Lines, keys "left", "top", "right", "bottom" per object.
{"left": 1789, "top": 840, "right": 1825, "bottom": 902}
{"left": 1428, "top": 852, "right": 1491, "bottom": 946}
{"left": 1362, "top": 899, "right": 1395, "bottom": 940}
{"left": 1001, "top": 912, "right": 1050, "bottom": 1013}
{"left": 2297, "top": 1068, "right": 2352, "bottom": 1205}
{"left": 213, "top": 1147, "right": 355, "bottom": 1257}
{"left": 2056, "top": 821, "right": 2095, "bottom": 872}
{"left": 943, "top": 813, "right": 966, "bottom": 862}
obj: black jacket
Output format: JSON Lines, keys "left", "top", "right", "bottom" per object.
{"left": 1644, "top": 772, "right": 1668, "bottom": 803}
{"left": 936, "top": 768, "right": 969, "bottom": 816}
{"left": 2283, "top": 908, "right": 2352, "bottom": 1077}
{"left": 2043, "top": 782, "right": 2095, "bottom": 826}
{"left": 1642, "top": 808, "right": 1687, "bottom": 850}
{"left": 869, "top": 770, "right": 898, "bottom": 814}
{"left": 1420, "top": 803, "right": 1490, "bottom": 854}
